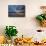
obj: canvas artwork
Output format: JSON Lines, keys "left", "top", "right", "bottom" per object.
{"left": 8, "top": 5, "right": 25, "bottom": 17}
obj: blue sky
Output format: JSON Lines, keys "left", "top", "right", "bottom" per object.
{"left": 8, "top": 5, "right": 25, "bottom": 13}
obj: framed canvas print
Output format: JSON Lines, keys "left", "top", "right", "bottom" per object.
{"left": 8, "top": 5, "right": 25, "bottom": 17}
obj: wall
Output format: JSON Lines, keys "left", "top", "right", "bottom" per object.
{"left": 0, "top": 0, "right": 46, "bottom": 40}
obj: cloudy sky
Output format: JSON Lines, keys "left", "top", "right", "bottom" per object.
{"left": 8, "top": 5, "right": 25, "bottom": 13}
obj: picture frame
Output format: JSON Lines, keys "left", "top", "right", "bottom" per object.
{"left": 8, "top": 5, "right": 25, "bottom": 17}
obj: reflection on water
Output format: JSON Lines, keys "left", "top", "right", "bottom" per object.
{"left": 8, "top": 12, "right": 25, "bottom": 17}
